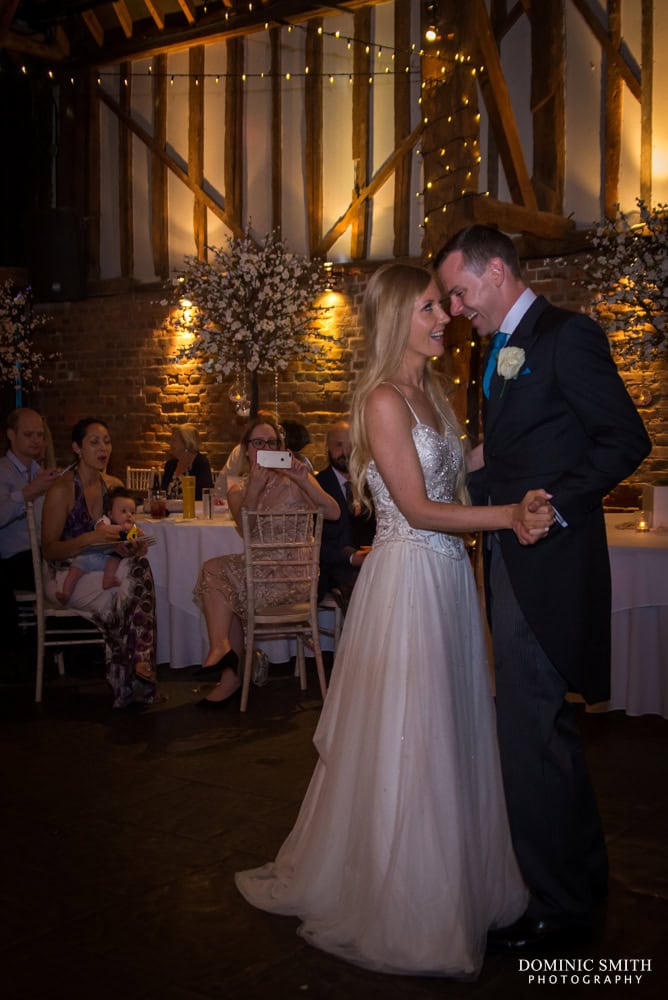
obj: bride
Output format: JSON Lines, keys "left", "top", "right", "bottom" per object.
{"left": 235, "top": 263, "right": 554, "bottom": 978}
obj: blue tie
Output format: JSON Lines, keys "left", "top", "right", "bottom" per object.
{"left": 482, "top": 331, "right": 509, "bottom": 399}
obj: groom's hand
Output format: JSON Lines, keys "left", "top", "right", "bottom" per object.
{"left": 513, "top": 490, "right": 555, "bottom": 545}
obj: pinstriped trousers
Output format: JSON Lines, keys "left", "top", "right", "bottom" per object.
{"left": 489, "top": 537, "right": 608, "bottom": 920}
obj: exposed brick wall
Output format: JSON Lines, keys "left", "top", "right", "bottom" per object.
{"left": 525, "top": 258, "right": 665, "bottom": 484}
{"left": 17, "top": 258, "right": 665, "bottom": 486}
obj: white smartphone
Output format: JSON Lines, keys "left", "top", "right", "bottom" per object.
{"left": 257, "top": 450, "right": 292, "bottom": 469}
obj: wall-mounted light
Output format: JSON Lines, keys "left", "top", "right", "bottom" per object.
{"left": 323, "top": 261, "right": 345, "bottom": 292}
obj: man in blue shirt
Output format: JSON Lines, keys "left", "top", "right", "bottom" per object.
{"left": 0, "top": 407, "right": 59, "bottom": 639}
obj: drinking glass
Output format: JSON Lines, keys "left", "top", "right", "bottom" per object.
{"left": 201, "top": 488, "right": 213, "bottom": 519}
{"left": 149, "top": 490, "right": 167, "bottom": 519}
{"left": 181, "top": 476, "right": 196, "bottom": 519}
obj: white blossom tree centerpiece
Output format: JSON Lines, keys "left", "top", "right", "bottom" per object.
{"left": 0, "top": 281, "right": 52, "bottom": 403}
{"left": 584, "top": 198, "right": 668, "bottom": 370}
{"left": 167, "top": 231, "right": 334, "bottom": 415}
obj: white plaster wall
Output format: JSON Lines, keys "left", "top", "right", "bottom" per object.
{"left": 130, "top": 59, "right": 156, "bottom": 283}
{"left": 369, "top": 0, "right": 397, "bottom": 259}
{"left": 245, "top": 33, "right": 273, "bottom": 240}
{"left": 498, "top": 12, "right": 533, "bottom": 208}
{"left": 165, "top": 51, "right": 196, "bottom": 267}
{"left": 281, "top": 30, "right": 308, "bottom": 254}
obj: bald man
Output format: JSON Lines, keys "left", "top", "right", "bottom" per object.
{"left": 1, "top": 408, "right": 59, "bottom": 638}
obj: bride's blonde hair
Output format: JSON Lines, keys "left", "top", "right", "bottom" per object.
{"left": 349, "top": 262, "right": 469, "bottom": 509}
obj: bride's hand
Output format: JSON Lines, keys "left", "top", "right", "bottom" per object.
{"left": 512, "top": 489, "right": 555, "bottom": 545}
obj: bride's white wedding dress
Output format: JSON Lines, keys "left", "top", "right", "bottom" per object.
{"left": 235, "top": 397, "right": 527, "bottom": 978}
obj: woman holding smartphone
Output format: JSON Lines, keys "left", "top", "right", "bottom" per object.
{"left": 193, "top": 415, "right": 339, "bottom": 706}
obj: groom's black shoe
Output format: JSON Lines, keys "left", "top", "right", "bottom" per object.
{"left": 486, "top": 914, "right": 593, "bottom": 953}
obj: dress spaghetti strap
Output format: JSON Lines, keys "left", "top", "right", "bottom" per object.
{"left": 382, "top": 382, "right": 421, "bottom": 424}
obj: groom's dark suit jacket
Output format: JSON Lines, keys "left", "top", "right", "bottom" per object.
{"left": 470, "top": 296, "right": 651, "bottom": 703}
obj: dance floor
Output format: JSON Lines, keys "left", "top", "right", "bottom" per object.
{"left": 1, "top": 639, "right": 666, "bottom": 1000}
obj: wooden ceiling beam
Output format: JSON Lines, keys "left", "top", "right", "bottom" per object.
{"left": 59, "top": 0, "right": 387, "bottom": 68}
{"left": 112, "top": 1, "right": 134, "bottom": 40}
{"left": 176, "top": 0, "right": 196, "bottom": 27}
{"left": 81, "top": 11, "right": 105, "bottom": 48}
{"left": 459, "top": 192, "right": 575, "bottom": 241}
{"left": 143, "top": 0, "right": 165, "bottom": 32}
{"left": 3, "top": 27, "right": 69, "bottom": 59}
{"left": 0, "top": 0, "right": 20, "bottom": 46}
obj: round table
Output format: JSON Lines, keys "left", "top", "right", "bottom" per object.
{"left": 138, "top": 508, "right": 335, "bottom": 668}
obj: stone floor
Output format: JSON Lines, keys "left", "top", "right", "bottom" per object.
{"left": 1, "top": 640, "right": 666, "bottom": 1000}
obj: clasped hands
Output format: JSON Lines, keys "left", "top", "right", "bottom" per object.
{"left": 512, "top": 489, "right": 556, "bottom": 546}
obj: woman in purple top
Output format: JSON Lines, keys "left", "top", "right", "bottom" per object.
{"left": 42, "top": 418, "right": 159, "bottom": 708}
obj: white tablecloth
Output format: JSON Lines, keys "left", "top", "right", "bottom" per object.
{"left": 139, "top": 509, "right": 335, "bottom": 669}
{"left": 594, "top": 513, "right": 668, "bottom": 718}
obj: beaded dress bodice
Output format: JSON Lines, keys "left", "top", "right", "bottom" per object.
{"left": 367, "top": 419, "right": 466, "bottom": 560}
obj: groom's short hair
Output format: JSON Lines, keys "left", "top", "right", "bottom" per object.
{"left": 433, "top": 225, "right": 521, "bottom": 279}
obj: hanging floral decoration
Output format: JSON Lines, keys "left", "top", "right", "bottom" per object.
{"left": 164, "top": 232, "right": 334, "bottom": 396}
{"left": 0, "top": 281, "right": 53, "bottom": 388}
{"left": 582, "top": 198, "right": 668, "bottom": 369}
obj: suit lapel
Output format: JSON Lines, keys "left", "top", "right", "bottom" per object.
{"left": 484, "top": 296, "right": 550, "bottom": 435}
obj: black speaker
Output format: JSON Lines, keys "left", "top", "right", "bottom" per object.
{"left": 28, "top": 207, "right": 86, "bottom": 302}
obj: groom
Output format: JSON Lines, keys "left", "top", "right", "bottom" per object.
{"left": 436, "top": 225, "right": 651, "bottom": 951}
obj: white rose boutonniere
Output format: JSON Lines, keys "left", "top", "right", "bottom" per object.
{"left": 497, "top": 346, "right": 526, "bottom": 396}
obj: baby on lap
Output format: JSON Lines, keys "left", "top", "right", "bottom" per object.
{"left": 57, "top": 487, "right": 142, "bottom": 605}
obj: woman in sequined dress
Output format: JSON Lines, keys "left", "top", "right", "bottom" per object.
{"left": 235, "top": 264, "right": 555, "bottom": 978}
{"left": 193, "top": 415, "right": 339, "bottom": 706}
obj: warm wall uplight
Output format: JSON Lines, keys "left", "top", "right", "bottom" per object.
{"left": 166, "top": 301, "right": 196, "bottom": 347}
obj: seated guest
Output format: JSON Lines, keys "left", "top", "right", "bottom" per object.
{"left": 42, "top": 417, "right": 160, "bottom": 708}
{"left": 162, "top": 423, "right": 213, "bottom": 500}
{"left": 316, "top": 420, "right": 376, "bottom": 608}
{"left": 213, "top": 409, "right": 277, "bottom": 496}
{"left": 282, "top": 420, "right": 314, "bottom": 472}
{"left": 193, "top": 415, "right": 340, "bottom": 707}
{"left": 0, "top": 408, "right": 59, "bottom": 640}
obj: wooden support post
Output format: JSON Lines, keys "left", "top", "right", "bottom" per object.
{"left": 604, "top": 0, "right": 622, "bottom": 217}
{"left": 351, "top": 8, "right": 371, "bottom": 260}
{"left": 531, "top": 0, "right": 564, "bottom": 214}
{"left": 640, "top": 0, "right": 653, "bottom": 205}
{"left": 151, "top": 53, "right": 169, "bottom": 279}
{"left": 119, "top": 62, "right": 134, "bottom": 279}
{"left": 87, "top": 70, "right": 100, "bottom": 284}
{"left": 189, "top": 45, "right": 206, "bottom": 260}
{"left": 225, "top": 37, "right": 244, "bottom": 234}
{"left": 270, "top": 27, "right": 282, "bottom": 235}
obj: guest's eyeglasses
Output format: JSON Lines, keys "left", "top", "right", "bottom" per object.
{"left": 249, "top": 438, "right": 279, "bottom": 449}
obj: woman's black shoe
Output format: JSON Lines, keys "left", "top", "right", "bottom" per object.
{"left": 192, "top": 649, "right": 239, "bottom": 681}
{"left": 196, "top": 686, "right": 242, "bottom": 709}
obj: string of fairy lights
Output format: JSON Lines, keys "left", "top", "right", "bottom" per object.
{"left": 15, "top": 11, "right": 488, "bottom": 239}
